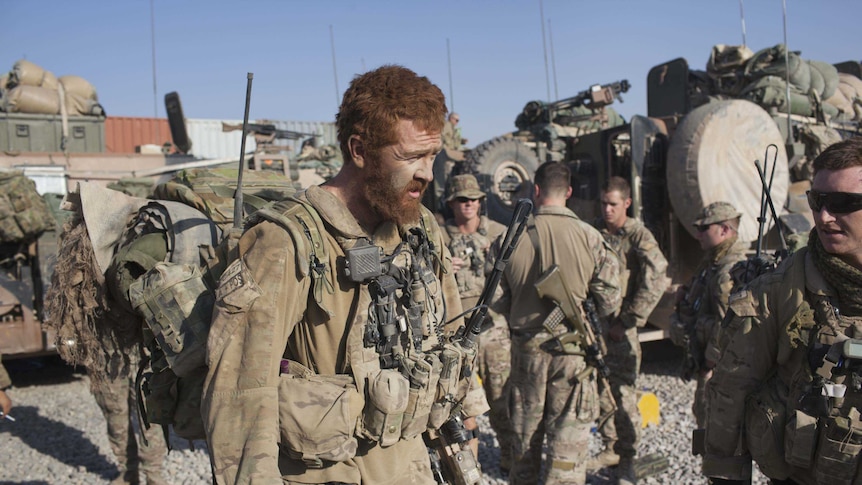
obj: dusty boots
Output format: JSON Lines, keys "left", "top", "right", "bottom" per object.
{"left": 617, "top": 457, "right": 637, "bottom": 485}
{"left": 586, "top": 448, "right": 620, "bottom": 472}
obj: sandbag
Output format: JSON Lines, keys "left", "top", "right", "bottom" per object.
{"left": 11, "top": 59, "right": 57, "bottom": 89}
{"left": 745, "top": 45, "right": 811, "bottom": 94}
{"left": 64, "top": 92, "right": 104, "bottom": 116}
{"left": 3, "top": 85, "right": 60, "bottom": 114}
{"left": 707, "top": 44, "right": 754, "bottom": 75}
{"left": 808, "top": 60, "right": 839, "bottom": 100}
{"left": 740, "top": 76, "right": 815, "bottom": 117}
{"left": 666, "top": 100, "right": 789, "bottom": 243}
{"left": 59, "top": 75, "right": 98, "bottom": 101}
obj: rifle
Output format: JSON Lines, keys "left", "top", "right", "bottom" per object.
{"left": 676, "top": 269, "right": 707, "bottom": 381}
{"left": 428, "top": 198, "right": 532, "bottom": 485}
{"left": 222, "top": 121, "right": 317, "bottom": 141}
{"left": 534, "top": 265, "right": 611, "bottom": 378}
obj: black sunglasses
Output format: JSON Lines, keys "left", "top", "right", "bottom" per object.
{"left": 695, "top": 223, "right": 714, "bottom": 233}
{"left": 806, "top": 190, "right": 862, "bottom": 214}
{"left": 455, "top": 197, "right": 480, "bottom": 203}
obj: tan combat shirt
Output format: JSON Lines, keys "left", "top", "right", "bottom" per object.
{"left": 203, "top": 185, "right": 469, "bottom": 485}
{"left": 494, "top": 205, "right": 621, "bottom": 331}
{"left": 442, "top": 215, "right": 506, "bottom": 311}
{"left": 703, "top": 248, "right": 848, "bottom": 484}
{"left": 596, "top": 217, "right": 669, "bottom": 329}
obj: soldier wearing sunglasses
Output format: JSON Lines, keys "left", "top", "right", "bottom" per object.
{"left": 704, "top": 137, "right": 862, "bottom": 485}
{"left": 669, "top": 201, "right": 747, "bottom": 431}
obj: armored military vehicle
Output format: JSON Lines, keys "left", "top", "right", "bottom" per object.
{"left": 463, "top": 45, "right": 862, "bottom": 340}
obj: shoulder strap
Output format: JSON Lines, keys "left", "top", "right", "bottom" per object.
{"left": 249, "top": 197, "right": 335, "bottom": 316}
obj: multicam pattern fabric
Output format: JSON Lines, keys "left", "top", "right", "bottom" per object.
{"left": 202, "top": 185, "right": 469, "bottom": 485}
{"left": 442, "top": 215, "right": 512, "bottom": 461}
{"left": 90, "top": 353, "right": 166, "bottom": 483}
{"left": 494, "top": 205, "right": 621, "bottom": 484}
{"left": 704, "top": 248, "right": 862, "bottom": 484}
{"left": 594, "top": 217, "right": 669, "bottom": 459}
{"left": 672, "top": 238, "right": 747, "bottom": 426}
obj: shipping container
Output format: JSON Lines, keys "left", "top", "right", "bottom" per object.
{"left": 104, "top": 116, "right": 171, "bottom": 153}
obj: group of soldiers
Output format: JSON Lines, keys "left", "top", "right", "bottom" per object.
{"left": 5, "top": 62, "right": 862, "bottom": 485}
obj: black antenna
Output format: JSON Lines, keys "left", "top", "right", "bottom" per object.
{"left": 330, "top": 25, "right": 340, "bottom": 108}
{"left": 754, "top": 145, "right": 787, "bottom": 252}
{"left": 548, "top": 18, "right": 559, "bottom": 100}
{"left": 781, "top": 0, "right": 791, "bottom": 144}
{"left": 233, "top": 73, "right": 253, "bottom": 229}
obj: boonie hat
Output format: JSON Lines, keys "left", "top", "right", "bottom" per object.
{"left": 692, "top": 201, "right": 742, "bottom": 226}
{"left": 446, "top": 174, "right": 485, "bottom": 202}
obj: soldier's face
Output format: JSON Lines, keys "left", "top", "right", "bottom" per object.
{"left": 600, "top": 190, "right": 631, "bottom": 229}
{"left": 448, "top": 197, "right": 482, "bottom": 225}
{"left": 363, "top": 119, "right": 441, "bottom": 224}
{"left": 812, "top": 166, "right": 862, "bottom": 269}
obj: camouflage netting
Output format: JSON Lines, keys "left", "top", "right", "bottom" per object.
{"left": 43, "top": 206, "right": 141, "bottom": 385}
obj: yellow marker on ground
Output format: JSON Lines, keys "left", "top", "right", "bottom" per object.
{"left": 638, "top": 391, "right": 660, "bottom": 428}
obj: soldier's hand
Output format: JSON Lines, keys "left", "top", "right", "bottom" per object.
{"left": 451, "top": 256, "right": 465, "bottom": 272}
{"left": 0, "top": 389, "right": 11, "bottom": 418}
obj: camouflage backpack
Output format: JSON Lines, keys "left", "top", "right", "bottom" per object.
{"left": 107, "top": 168, "right": 308, "bottom": 443}
{"left": 0, "top": 170, "right": 56, "bottom": 243}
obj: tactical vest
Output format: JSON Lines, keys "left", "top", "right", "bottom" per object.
{"left": 442, "top": 216, "right": 499, "bottom": 302}
{"left": 243, "top": 194, "right": 470, "bottom": 467}
{"left": 739, "top": 249, "right": 862, "bottom": 484}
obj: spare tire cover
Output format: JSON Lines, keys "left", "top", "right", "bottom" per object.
{"left": 667, "top": 100, "right": 788, "bottom": 243}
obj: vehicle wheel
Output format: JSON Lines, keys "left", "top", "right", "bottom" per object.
{"left": 466, "top": 137, "right": 539, "bottom": 224}
{"left": 666, "top": 99, "right": 788, "bottom": 243}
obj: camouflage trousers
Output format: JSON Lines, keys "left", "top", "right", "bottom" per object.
{"left": 596, "top": 325, "right": 642, "bottom": 459}
{"left": 476, "top": 311, "right": 514, "bottom": 463}
{"left": 90, "top": 366, "right": 167, "bottom": 478}
{"left": 693, "top": 370, "right": 711, "bottom": 428}
{"left": 508, "top": 332, "right": 599, "bottom": 485}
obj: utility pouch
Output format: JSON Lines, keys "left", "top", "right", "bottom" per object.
{"left": 143, "top": 367, "right": 178, "bottom": 427}
{"left": 360, "top": 369, "right": 409, "bottom": 447}
{"left": 429, "top": 344, "right": 464, "bottom": 429}
{"left": 401, "top": 354, "right": 442, "bottom": 439}
{"left": 744, "top": 377, "right": 791, "bottom": 479}
{"left": 785, "top": 409, "right": 819, "bottom": 468}
{"left": 278, "top": 370, "right": 364, "bottom": 466}
{"left": 814, "top": 416, "right": 862, "bottom": 483}
{"left": 171, "top": 366, "right": 207, "bottom": 441}
{"left": 130, "top": 262, "right": 213, "bottom": 378}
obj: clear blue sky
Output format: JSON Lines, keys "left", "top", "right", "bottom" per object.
{"left": 3, "top": 1, "right": 860, "bottom": 147}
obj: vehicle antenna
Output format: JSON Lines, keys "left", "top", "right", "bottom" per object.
{"left": 738, "top": 0, "right": 747, "bottom": 47}
{"left": 782, "top": 0, "right": 792, "bottom": 144}
{"left": 447, "top": 38, "right": 455, "bottom": 113}
{"left": 329, "top": 25, "right": 340, "bottom": 109}
{"left": 233, "top": 73, "right": 253, "bottom": 230}
{"left": 548, "top": 18, "right": 559, "bottom": 100}
{"left": 538, "top": 0, "right": 551, "bottom": 102}
{"left": 150, "top": 0, "right": 160, "bottom": 142}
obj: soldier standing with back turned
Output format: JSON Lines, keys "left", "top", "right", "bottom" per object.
{"left": 704, "top": 137, "right": 862, "bottom": 484}
{"left": 588, "top": 177, "right": 668, "bottom": 484}
{"left": 669, "top": 201, "right": 747, "bottom": 430}
{"left": 493, "top": 161, "right": 621, "bottom": 485}
{"left": 441, "top": 173, "right": 515, "bottom": 472}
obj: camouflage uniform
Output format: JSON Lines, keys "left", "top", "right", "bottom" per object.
{"left": 494, "top": 205, "right": 621, "bottom": 485}
{"left": 91, "top": 353, "right": 167, "bottom": 485}
{"left": 704, "top": 241, "right": 862, "bottom": 484}
{"left": 593, "top": 218, "right": 668, "bottom": 461}
{"left": 669, "top": 203, "right": 747, "bottom": 427}
{"left": 441, "top": 120, "right": 461, "bottom": 152}
{"left": 442, "top": 178, "right": 514, "bottom": 467}
{"left": 203, "top": 185, "right": 482, "bottom": 485}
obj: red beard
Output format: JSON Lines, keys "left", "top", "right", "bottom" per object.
{"left": 364, "top": 174, "right": 428, "bottom": 225}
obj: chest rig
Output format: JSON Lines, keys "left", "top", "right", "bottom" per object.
{"left": 445, "top": 220, "right": 493, "bottom": 298}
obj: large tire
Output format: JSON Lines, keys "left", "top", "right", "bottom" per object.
{"left": 667, "top": 100, "right": 789, "bottom": 243}
{"left": 466, "top": 137, "right": 539, "bottom": 224}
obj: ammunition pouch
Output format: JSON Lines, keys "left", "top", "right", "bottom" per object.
{"left": 814, "top": 416, "right": 862, "bottom": 483}
{"left": 669, "top": 312, "right": 690, "bottom": 348}
{"left": 785, "top": 409, "right": 818, "bottom": 469}
{"left": 278, "top": 361, "right": 364, "bottom": 466}
{"left": 360, "top": 369, "right": 409, "bottom": 447}
{"left": 129, "top": 262, "right": 213, "bottom": 378}
{"left": 429, "top": 344, "right": 466, "bottom": 430}
{"left": 402, "top": 353, "right": 442, "bottom": 440}
{"left": 142, "top": 365, "right": 207, "bottom": 441}
{"left": 744, "top": 375, "right": 791, "bottom": 479}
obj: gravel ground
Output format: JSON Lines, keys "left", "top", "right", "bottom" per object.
{"left": 0, "top": 341, "right": 767, "bottom": 484}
